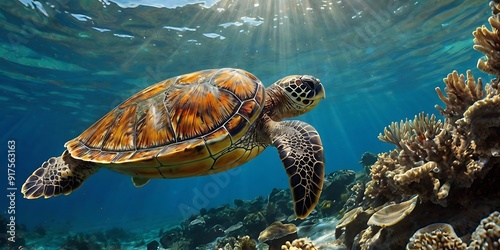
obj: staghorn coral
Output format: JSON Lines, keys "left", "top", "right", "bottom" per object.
{"left": 406, "top": 223, "right": 467, "bottom": 250}
{"left": 467, "top": 211, "right": 500, "bottom": 250}
{"left": 377, "top": 113, "right": 447, "bottom": 165}
{"left": 367, "top": 113, "right": 472, "bottom": 205}
{"left": 473, "top": 1, "right": 500, "bottom": 76}
{"left": 281, "top": 238, "right": 317, "bottom": 250}
{"left": 435, "top": 70, "right": 484, "bottom": 124}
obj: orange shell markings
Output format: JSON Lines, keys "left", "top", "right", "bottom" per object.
{"left": 65, "top": 69, "right": 265, "bottom": 175}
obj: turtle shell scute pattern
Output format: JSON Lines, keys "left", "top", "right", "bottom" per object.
{"left": 65, "top": 68, "right": 266, "bottom": 169}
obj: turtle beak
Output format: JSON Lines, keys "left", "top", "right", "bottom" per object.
{"left": 316, "top": 81, "right": 326, "bottom": 100}
{"left": 310, "top": 79, "right": 325, "bottom": 100}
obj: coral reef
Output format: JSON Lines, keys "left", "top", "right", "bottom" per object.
{"left": 468, "top": 211, "right": 500, "bottom": 250}
{"left": 217, "top": 235, "right": 257, "bottom": 250}
{"left": 406, "top": 223, "right": 467, "bottom": 250}
{"left": 334, "top": 2, "right": 500, "bottom": 249}
{"left": 473, "top": 1, "right": 500, "bottom": 76}
{"left": 281, "top": 238, "right": 317, "bottom": 250}
{"left": 150, "top": 169, "right": 353, "bottom": 249}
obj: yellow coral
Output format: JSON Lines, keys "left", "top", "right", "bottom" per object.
{"left": 406, "top": 223, "right": 466, "bottom": 250}
{"left": 393, "top": 162, "right": 438, "bottom": 186}
{"left": 435, "top": 70, "right": 484, "bottom": 123}
{"left": 468, "top": 211, "right": 500, "bottom": 249}
{"left": 461, "top": 95, "right": 500, "bottom": 156}
{"left": 474, "top": 13, "right": 500, "bottom": 76}
{"left": 281, "top": 238, "right": 317, "bottom": 250}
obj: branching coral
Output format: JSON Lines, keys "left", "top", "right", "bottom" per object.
{"left": 435, "top": 70, "right": 484, "bottom": 123}
{"left": 368, "top": 113, "right": 467, "bottom": 205}
{"left": 473, "top": 2, "right": 500, "bottom": 76}
{"left": 377, "top": 113, "right": 446, "bottom": 164}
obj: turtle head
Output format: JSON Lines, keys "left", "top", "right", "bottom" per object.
{"left": 265, "top": 75, "right": 325, "bottom": 121}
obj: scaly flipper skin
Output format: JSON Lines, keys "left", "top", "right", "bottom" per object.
{"left": 21, "top": 150, "right": 99, "bottom": 199}
{"left": 271, "top": 120, "right": 325, "bottom": 219}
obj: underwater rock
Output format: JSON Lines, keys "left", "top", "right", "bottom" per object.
{"left": 60, "top": 233, "right": 102, "bottom": 250}
{"left": 146, "top": 240, "right": 159, "bottom": 250}
{"left": 318, "top": 170, "right": 356, "bottom": 217}
{"left": 258, "top": 221, "right": 298, "bottom": 250}
{"left": 188, "top": 216, "right": 207, "bottom": 234}
{"left": 159, "top": 227, "right": 183, "bottom": 248}
{"left": 156, "top": 186, "right": 303, "bottom": 249}
{"left": 322, "top": 170, "right": 356, "bottom": 202}
{"left": 268, "top": 188, "right": 294, "bottom": 216}
{"left": 243, "top": 212, "right": 268, "bottom": 239}
{"left": 234, "top": 199, "right": 245, "bottom": 207}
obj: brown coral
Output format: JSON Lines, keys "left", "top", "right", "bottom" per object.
{"left": 281, "top": 238, "right": 317, "bottom": 250}
{"left": 460, "top": 94, "right": 500, "bottom": 156}
{"left": 435, "top": 70, "right": 484, "bottom": 123}
{"left": 467, "top": 211, "right": 500, "bottom": 250}
{"left": 406, "top": 223, "right": 467, "bottom": 250}
{"left": 367, "top": 113, "right": 466, "bottom": 205}
{"left": 473, "top": 2, "right": 500, "bottom": 76}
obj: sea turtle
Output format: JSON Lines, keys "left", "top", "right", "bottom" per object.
{"left": 22, "top": 68, "right": 325, "bottom": 219}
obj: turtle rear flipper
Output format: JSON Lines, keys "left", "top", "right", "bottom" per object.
{"left": 22, "top": 150, "right": 99, "bottom": 199}
{"left": 271, "top": 120, "right": 325, "bottom": 219}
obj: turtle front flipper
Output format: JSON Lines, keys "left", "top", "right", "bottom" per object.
{"left": 22, "top": 150, "right": 99, "bottom": 199}
{"left": 271, "top": 120, "right": 325, "bottom": 219}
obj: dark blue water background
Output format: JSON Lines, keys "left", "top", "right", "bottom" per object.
{"left": 0, "top": 0, "right": 491, "bottom": 235}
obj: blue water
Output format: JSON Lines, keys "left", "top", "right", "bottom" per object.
{"left": 0, "top": 0, "right": 492, "bottom": 245}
